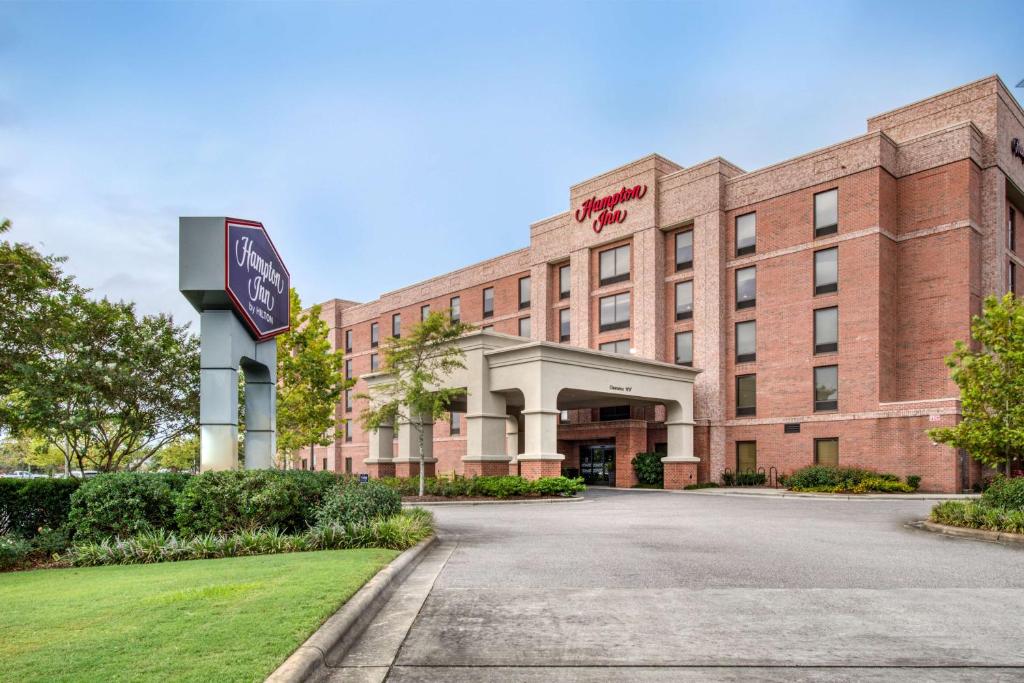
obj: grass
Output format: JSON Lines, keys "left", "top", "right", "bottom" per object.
{"left": 0, "top": 548, "right": 399, "bottom": 682}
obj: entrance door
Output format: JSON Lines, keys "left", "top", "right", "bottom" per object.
{"left": 580, "top": 445, "right": 616, "bottom": 486}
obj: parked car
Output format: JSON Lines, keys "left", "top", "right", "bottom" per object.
{"left": 1, "top": 471, "right": 45, "bottom": 479}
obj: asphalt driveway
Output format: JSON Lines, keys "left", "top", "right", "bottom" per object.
{"left": 330, "top": 488, "right": 1024, "bottom": 681}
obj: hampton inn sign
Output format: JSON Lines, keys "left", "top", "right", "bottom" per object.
{"left": 574, "top": 184, "right": 648, "bottom": 233}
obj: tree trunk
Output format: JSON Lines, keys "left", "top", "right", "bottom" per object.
{"left": 418, "top": 425, "right": 425, "bottom": 497}
{"left": 310, "top": 443, "right": 315, "bottom": 471}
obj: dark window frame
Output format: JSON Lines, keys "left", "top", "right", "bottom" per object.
{"left": 450, "top": 296, "right": 460, "bottom": 322}
{"left": 675, "top": 330, "right": 693, "bottom": 367}
{"left": 370, "top": 322, "right": 379, "bottom": 348}
{"left": 559, "top": 264, "right": 571, "bottom": 300}
{"left": 735, "top": 212, "right": 756, "bottom": 256}
{"left": 736, "top": 374, "right": 756, "bottom": 416}
{"left": 482, "top": 287, "right": 494, "bottom": 318}
{"left": 675, "top": 229, "right": 694, "bottom": 271}
{"left": 814, "top": 247, "right": 838, "bottom": 295}
{"left": 814, "top": 306, "right": 839, "bottom": 354}
{"left": 344, "top": 359, "right": 352, "bottom": 381}
{"left": 559, "top": 308, "right": 570, "bottom": 342}
{"left": 814, "top": 437, "right": 839, "bottom": 466}
{"left": 518, "top": 316, "right": 531, "bottom": 338}
{"left": 599, "top": 405, "right": 631, "bottom": 422}
{"left": 1011, "top": 261, "right": 1017, "bottom": 294}
{"left": 675, "top": 280, "right": 693, "bottom": 321}
{"left": 598, "top": 244, "right": 631, "bottom": 286}
{"left": 518, "top": 276, "right": 531, "bottom": 310}
{"left": 598, "top": 292, "right": 631, "bottom": 332}
{"left": 736, "top": 441, "right": 757, "bottom": 472}
{"left": 814, "top": 188, "right": 839, "bottom": 237}
{"left": 370, "top": 352, "right": 379, "bottom": 372}
{"left": 598, "top": 339, "right": 630, "bottom": 355}
{"left": 344, "top": 389, "right": 352, "bottom": 412}
{"left": 735, "top": 320, "right": 756, "bottom": 363}
{"left": 735, "top": 266, "right": 756, "bottom": 310}
{"left": 391, "top": 313, "right": 401, "bottom": 338}
{"left": 813, "top": 365, "right": 839, "bottom": 412}
{"left": 420, "top": 304, "right": 430, "bottom": 322}
{"left": 344, "top": 329, "right": 352, "bottom": 353}
{"left": 1010, "top": 207, "right": 1017, "bottom": 252}
{"left": 450, "top": 411, "right": 461, "bottom": 436}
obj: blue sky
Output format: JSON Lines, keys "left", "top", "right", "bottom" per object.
{"left": 1, "top": 1, "right": 1022, "bottom": 327}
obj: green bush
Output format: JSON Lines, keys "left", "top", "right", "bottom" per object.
{"left": 684, "top": 482, "right": 720, "bottom": 490}
{"left": 631, "top": 452, "right": 664, "bottom": 487}
{"left": 906, "top": 475, "right": 922, "bottom": 491}
{"left": 786, "top": 466, "right": 911, "bottom": 493}
{"left": 67, "top": 473, "right": 189, "bottom": 542}
{"left": 721, "top": 471, "right": 766, "bottom": 486}
{"left": 0, "top": 477, "right": 81, "bottom": 538}
{"left": 0, "top": 534, "right": 33, "bottom": 571}
{"left": 931, "top": 500, "right": 1024, "bottom": 534}
{"left": 376, "top": 474, "right": 584, "bottom": 498}
{"left": 981, "top": 476, "right": 1024, "bottom": 511}
{"left": 314, "top": 480, "right": 402, "bottom": 527}
{"left": 173, "top": 470, "right": 339, "bottom": 537}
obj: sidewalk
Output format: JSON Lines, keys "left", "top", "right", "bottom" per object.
{"left": 679, "top": 487, "right": 980, "bottom": 501}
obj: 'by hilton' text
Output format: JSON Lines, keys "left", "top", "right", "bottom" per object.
{"left": 575, "top": 184, "right": 648, "bottom": 233}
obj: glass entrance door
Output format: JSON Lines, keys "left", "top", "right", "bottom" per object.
{"left": 579, "top": 445, "right": 616, "bottom": 486}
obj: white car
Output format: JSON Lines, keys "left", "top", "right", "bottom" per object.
{"left": 2, "top": 471, "right": 40, "bottom": 479}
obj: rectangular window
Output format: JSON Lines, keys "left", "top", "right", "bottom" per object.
{"left": 599, "top": 339, "right": 630, "bottom": 355}
{"left": 322, "top": 458, "right": 327, "bottom": 471}
{"left": 450, "top": 296, "right": 460, "bottom": 322}
{"left": 344, "top": 359, "right": 352, "bottom": 380}
{"left": 344, "top": 329, "right": 352, "bottom": 353}
{"left": 559, "top": 409, "right": 570, "bottom": 424}
{"left": 735, "top": 320, "right": 756, "bottom": 363}
{"left": 370, "top": 322, "right": 379, "bottom": 348}
{"left": 675, "top": 230, "right": 693, "bottom": 271}
{"left": 815, "top": 438, "right": 839, "bottom": 467}
{"left": 675, "top": 280, "right": 693, "bottom": 320}
{"left": 345, "top": 422, "right": 353, "bottom": 443}
{"left": 519, "top": 276, "right": 531, "bottom": 309}
{"left": 301, "top": 459, "right": 308, "bottom": 470}
{"left": 814, "top": 365, "right": 839, "bottom": 411}
{"left": 814, "top": 188, "right": 838, "bottom": 237}
{"left": 675, "top": 331, "right": 693, "bottom": 366}
{"left": 599, "top": 292, "right": 631, "bottom": 332}
{"left": 1011, "top": 207, "right": 1017, "bottom": 252}
{"left": 420, "top": 304, "right": 430, "bottom": 322}
{"left": 814, "top": 307, "right": 838, "bottom": 354}
{"left": 518, "top": 316, "right": 531, "bottom": 338}
{"left": 344, "top": 390, "right": 352, "bottom": 412}
{"left": 450, "top": 411, "right": 461, "bottom": 436}
{"left": 599, "top": 405, "right": 631, "bottom": 421}
{"left": 1011, "top": 261, "right": 1017, "bottom": 295}
{"left": 735, "top": 266, "right": 756, "bottom": 309}
{"left": 559, "top": 308, "right": 570, "bottom": 342}
{"left": 736, "top": 374, "right": 756, "bottom": 416}
{"left": 559, "top": 264, "right": 571, "bottom": 299}
{"left": 482, "top": 287, "right": 494, "bottom": 318}
{"left": 599, "top": 244, "right": 631, "bottom": 285}
{"left": 391, "top": 313, "right": 401, "bottom": 337}
{"left": 735, "top": 212, "right": 756, "bottom": 256}
{"left": 370, "top": 353, "right": 379, "bottom": 372}
{"left": 814, "top": 247, "right": 838, "bottom": 295}
{"left": 737, "top": 441, "right": 757, "bottom": 472}
{"left": 344, "top": 457, "right": 352, "bottom": 474}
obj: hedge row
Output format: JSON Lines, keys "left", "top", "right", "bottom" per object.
{"left": 377, "top": 475, "right": 585, "bottom": 498}
{"left": 785, "top": 466, "right": 919, "bottom": 493}
{"left": 0, "top": 477, "right": 81, "bottom": 537}
{"left": 929, "top": 476, "right": 1024, "bottom": 535}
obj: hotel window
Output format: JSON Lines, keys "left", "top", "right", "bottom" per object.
{"left": 518, "top": 316, "right": 531, "bottom": 338}
{"left": 519, "top": 276, "right": 531, "bottom": 309}
{"left": 814, "top": 365, "right": 839, "bottom": 411}
{"left": 370, "top": 353, "right": 379, "bottom": 372}
{"left": 735, "top": 266, "right": 756, "bottom": 309}
{"left": 345, "top": 422, "right": 353, "bottom": 443}
{"left": 559, "top": 264, "right": 571, "bottom": 300}
{"left": 322, "top": 458, "right": 328, "bottom": 471}
{"left": 814, "top": 188, "right": 838, "bottom": 237}
{"left": 370, "top": 322, "right": 379, "bottom": 348}
{"left": 675, "top": 331, "right": 693, "bottom": 366}
{"left": 599, "top": 339, "right": 630, "bottom": 355}
{"left": 344, "top": 457, "right": 353, "bottom": 474}
{"left": 815, "top": 437, "right": 839, "bottom": 467}
{"left": 735, "top": 212, "right": 756, "bottom": 256}
{"left": 1011, "top": 261, "right": 1017, "bottom": 295}
{"left": 421, "top": 304, "right": 430, "bottom": 322}
{"left": 737, "top": 441, "right": 756, "bottom": 472}
{"left": 814, "top": 247, "right": 838, "bottom": 295}
{"left": 675, "top": 280, "right": 693, "bottom": 320}
{"left": 559, "top": 308, "right": 570, "bottom": 342}
{"left": 675, "top": 230, "right": 693, "bottom": 271}
{"left": 344, "top": 329, "right": 352, "bottom": 353}
{"left": 482, "top": 287, "right": 494, "bottom": 318}
{"left": 814, "top": 307, "right": 838, "bottom": 354}
{"left": 344, "top": 359, "right": 352, "bottom": 381}
{"left": 599, "top": 244, "right": 630, "bottom": 286}
{"left": 599, "top": 292, "right": 630, "bottom": 332}
{"left": 450, "top": 296, "right": 461, "bottom": 322}
{"left": 735, "top": 320, "right": 756, "bottom": 363}
{"left": 391, "top": 313, "right": 401, "bottom": 337}
{"left": 559, "top": 409, "right": 570, "bottom": 424}
{"left": 736, "top": 374, "right": 756, "bottom": 416}
{"left": 1010, "top": 207, "right": 1017, "bottom": 251}
{"left": 600, "top": 405, "right": 631, "bottom": 421}
{"left": 449, "top": 411, "right": 461, "bottom": 436}
{"left": 344, "top": 390, "right": 352, "bottom": 412}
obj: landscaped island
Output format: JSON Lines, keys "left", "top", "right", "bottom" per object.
{"left": 931, "top": 476, "right": 1024, "bottom": 535}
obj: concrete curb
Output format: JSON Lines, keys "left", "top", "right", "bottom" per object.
{"left": 265, "top": 535, "right": 438, "bottom": 682}
{"left": 402, "top": 495, "right": 584, "bottom": 507}
{"left": 910, "top": 520, "right": 1024, "bottom": 546}
{"left": 679, "top": 489, "right": 980, "bottom": 501}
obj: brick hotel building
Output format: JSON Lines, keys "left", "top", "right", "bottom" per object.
{"left": 308, "top": 76, "right": 1024, "bottom": 493}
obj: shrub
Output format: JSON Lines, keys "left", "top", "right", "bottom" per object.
{"left": 631, "top": 452, "right": 664, "bottom": 487}
{"left": 67, "top": 473, "right": 189, "bottom": 542}
{"left": 721, "top": 471, "right": 765, "bottom": 486}
{"left": 376, "top": 474, "right": 584, "bottom": 498}
{"left": 314, "top": 480, "right": 402, "bottom": 528}
{"left": 174, "top": 470, "right": 339, "bottom": 537}
{"left": 786, "top": 466, "right": 910, "bottom": 493}
{"left": 0, "top": 477, "right": 81, "bottom": 538}
{"left": 906, "top": 475, "right": 922, "bottom": 491}
{"left": 532, "top": 477, "right": 585, "bottom": 496}
{"left": 981, "top": 476, "right": 1024, "bottom": 511}
{"left": 0, "top": 535, "right": 33, "bottom": 571}
{"left": 684, "top": 482, "right": 720, "bottom": 490}
{"left": 931, "top": 500, "right": 1024, "bottom": 534}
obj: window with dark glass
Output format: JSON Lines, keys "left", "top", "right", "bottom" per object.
{"left": 1011, "top": 207, "right": 1017, "bottom": 251}
{"left": 322, "top": 458, "right": 327, "bottom": 471}
{"left": 370, "top": 322, "right": 379, "bottom": 348}
{"left": 518, "top": 316, "right": 531, "bottom": 338}
{"left": 675, "top": 230, "right": 693, "bottom": 271}
{"left": 450, "top": 411, "right": 461, "bottom": 436}
{"left": 344, "top": 329, "right": 352, "bottom": 353}
{"left": 482, "top": 287, "right": 494, "bottom": 318}
{"left": 345, "top": 422, "right": 352, "bottom": 443}
{"left": 420, "top": 304, "right": 430, "bottom": 321}
{"left": 675, "top": 331, "right": 693, "bottom": 366}
{"left": 736, "top": 266, "right": 756, "bottom": 309}
{"left": 737, "top": 441, "right": 756, "bottom": 472}
{"left": 736, "top": 212, "right": 756, "bottom": 256}
{"left": 1011, "top": 261, "right": 1017, "bottom": 294}
{"left": 391, "top": 313, "right": 401, "bottom": 337}
{"left": 559, "top": 264, "right": 571, "bottom": 299}
{"left": 450, "top": 296, "right": 460, "bottom": 322}
{"left": 814, "top": 188, "right": 838, "bottom": 237}
{"left": 599, "top": 405, "right": 631, "bottom": 421}
{"left": 599, "top": 292, "right": 630, "bottom": 332}
{"left": 370, "top": 353, "right": 379, "bottom": 372}
{"left": 344, "top": 359, "right": 352, "bottom": 380}
{"left": 344, "top": 390, "right": 352, "bottom": 412}
{"left": 814, "top": 365, "right": 838, "bottom": 411}
{"left": 599, "top": 339, "right": 630, "bottom": 355}
{"left": 519, "top": 276, "right": 531, "bottom": 309}
{"left": 559, "top": 308, "right": 570, "bottom": 342}
{"left": 815, "top": 438, "right": 839, "bottom": 467}
{"left": 599, "top": 244, "right": 631, "bottom": 285}
{"left": 736, "top": 374, "right": 756, "bottom": 416}
{"left": 736, "top": 320, "right": 756, "bottom": 363}
{"left": 814, "top": 307, "right": 838, "bottom": 354}
{"left": 675, "top": 280, "right": 693, "bottom": 320}
{"left": 345, "top": 457, "right": 352, "bottom": 474}
{"left": 814, "top": 247, "right": 838, "bottom": 295}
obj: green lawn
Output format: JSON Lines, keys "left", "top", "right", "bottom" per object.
{"left": 0, "top": 548, "right": 400, "bottom": 682}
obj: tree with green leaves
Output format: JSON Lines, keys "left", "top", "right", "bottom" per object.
{"left": 929, "top": 293, "right": 1024, "bottom": 475}
{"left": 0, "top": 433, "right": 66, "bottom": 474}
{"left": 276, "top": 289, "right": 351, "bottom": 470}
{"left": 358, "top": 311, "right": 474, "bottom": 496}
{"left": 151, "top": 435, "right": 199, "bottom": 472}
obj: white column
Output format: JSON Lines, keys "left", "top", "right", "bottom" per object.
{"left": 199, "top": 310, "right": 239, "bottom": 471}
{"left": 661, "top": 401, "right": 699, "bottom": 465}
{"left": 365, "top": 421, "right": 394, "bottom": 464}
{"left": 396, "top": 413, "right": 435, "bottom": 465}
{"left": 462, "top": 344, "right": 511, "bottom": 468}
